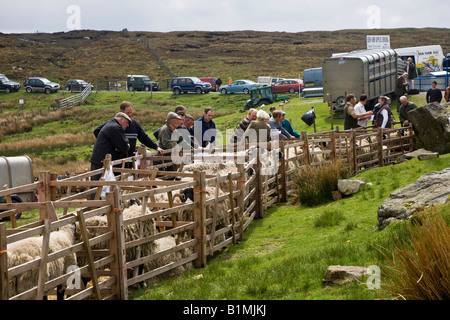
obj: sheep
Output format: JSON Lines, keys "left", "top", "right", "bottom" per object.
{"left": 74, "top": 204, "right": 156, "bottom": 284}
{"left": 6, "top": 223, "right": 77, "bottom": 300}
{"left": 143, "top": 236, "right": 193, "bottom": 284}
{"left": 152, "top": 185, "right": 231, "bottom": 242}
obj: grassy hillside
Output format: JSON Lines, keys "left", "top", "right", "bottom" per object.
{"left": 129, "top": 155, "right": 450, "bottom": 300}
{"left": 1, "top": 28, "right": 449, "bottom": 87}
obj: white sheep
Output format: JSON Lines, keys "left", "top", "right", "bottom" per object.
{"left": 143, "top": 236, "right": 193, "bottom": 284}
{"left": 74, "top": 204, "right": 156, "bottom": 282}
{"left": 6, "top": 223, "right": 77, "bottom": 300}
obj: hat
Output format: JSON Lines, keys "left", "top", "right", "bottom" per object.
{"left": 166, "top": 112, "right": 181, "bottom": 122}
{"left": 115, "top": 112, "right": 131, "bottom": 122}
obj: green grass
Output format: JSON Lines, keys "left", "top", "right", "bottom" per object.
{"left": 129, "top": 154, "right": 450, "bottom": 300}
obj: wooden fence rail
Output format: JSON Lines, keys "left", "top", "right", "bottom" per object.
{"left": 0, "top": 124, "right": 414, "bottom": 300}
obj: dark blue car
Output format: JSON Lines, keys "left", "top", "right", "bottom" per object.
{"left": 170, "top": 77, "right": 211, "bottom": 95}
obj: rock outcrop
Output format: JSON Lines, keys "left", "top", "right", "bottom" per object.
{"left": 408, "top": 102, "right": 450, "bottom": 154}
{"left": 322, "top": 265, "right": 370, "bottom": 287}
{"left": 377, "top": 168, "right": 450, "bottom": 230}
{"left": 337, "top": 178, "right": 365, "bottom": 196}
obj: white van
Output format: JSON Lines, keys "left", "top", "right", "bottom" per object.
{"left": 395, "top": 45, "right": 444, "bottom": 74}
{"left": 257, "top": 76, "right": 284, "bottom": 85}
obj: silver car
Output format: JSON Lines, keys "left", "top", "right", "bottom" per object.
{"left": 23, "top": 77, "right": 60, "bottom": 93}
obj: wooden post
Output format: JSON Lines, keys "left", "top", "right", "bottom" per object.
{"left": 228, "top": 173, "right": 236, "bottom": 245}
{"left": 50, "top": 172, "right": 57, "bottom": 202}
{"left": 36, "top": 219, "right": 51, "bottom": 300}
{"left": 279, "top": 141, "right": 287, "bottom": 202}
{"left": 193, "top": 171, "right": 207, "bottom": 268}
{"left": 253, "top": 161, "right": 264, "bottom": 219}
{"left": 106, "top": 189, "right": 127, "bottom": 300}
{"left": 236, "top": 164, "right": 245, "bottom": 242}
{"left": 350, "top": 130, "right": 357, "bottom": 175}
{"left": 0, "top": 223, "right": 8, "bottom": 300}
{"left": 377, "top": 128, "right": 384, "bottom": 168}
{"left": 330, "top": 131, "right": 336, "bottom": 161}
{"left": 38, "top": 171, "right": 51, "bottom": 221}
{"left": 301, "top": 132, "right": 310, "bottom": 165}
{"left": 77, "top": 209, "right": 102, "bottom": 300}
{"left": 209, "top": 173, "right": 220, "bottom": 255}
{"left": 138, "top": 145, "right": 147, "bottom": 170}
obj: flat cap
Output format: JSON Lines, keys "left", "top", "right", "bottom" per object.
{"left": 166, "top": 112, "right": 181, "bottom": 121}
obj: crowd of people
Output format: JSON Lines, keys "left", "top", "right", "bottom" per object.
{"left": 343, "top": 93, "right": 420, "bottom": 131}
{"left": 89, "top": 101, "right": 304, "bottom": 177}
{"left": 90, "top": 66, "right": 448, "bottom": 179}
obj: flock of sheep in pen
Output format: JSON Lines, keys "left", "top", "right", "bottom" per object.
{"left": 5, "top": 130, "right": 394, "bottom": 300}
{"left": 5, "top": 148, "right": 269, "bottom": 300}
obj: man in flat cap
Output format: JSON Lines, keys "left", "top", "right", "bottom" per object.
{"left": 158, "top": 112, "right": 195, "bottom": 174}
{"left": 90, "top": 111, "right": 132, "bottom": 184}
{"left": 94, "top": 101, "right": 164, "bottom": 158}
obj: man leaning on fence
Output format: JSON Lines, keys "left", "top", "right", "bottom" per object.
{"left": 94, "top": 101, "right": 164, "bottom": 160}
{"left": 90, "top": 112, "right": 131, "bottom": 183}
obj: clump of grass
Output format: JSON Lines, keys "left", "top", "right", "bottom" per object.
{"left": 313, "top": 209, "right": 345, "bottom": 228}
{"left": 380, "top": 204, "right": 450, "bottom": 300}
{"left": 291, "top": 159, "right": 350, "bottom": 207}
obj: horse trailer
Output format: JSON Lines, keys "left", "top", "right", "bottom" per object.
{"left": 322, "top": 49, "right": 398, "bottom": 111}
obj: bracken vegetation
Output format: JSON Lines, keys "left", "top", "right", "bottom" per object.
{"left": 379, "top": 206, "right": 450, "bottom": 300}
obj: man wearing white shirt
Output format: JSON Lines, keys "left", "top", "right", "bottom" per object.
{"left": 354, "top": 94, "right": 370, "bottom": 127}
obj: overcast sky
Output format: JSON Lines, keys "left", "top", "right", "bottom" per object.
{"left": 1, "top": 0, "right": 449, "bottom": 34}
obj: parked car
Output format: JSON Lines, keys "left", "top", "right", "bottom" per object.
{"left": 199, "top": 77, "right": 219, "bottom": 91}
{"left": 272, "top": 79, "right": 304, "bottom": 93}
{"left": 170, "top": 77, "right": 211, "bottom": 94}
{"left": 65, "top": 79, "right": 93, "bottom": 91}
{"left": 219, "top": 80, "right": 260, "bottom": 94}
{"left": 127, "top": 75, "right": 159, "bottom": 92}
{"left": 0, "top": 74, "right": 21, "bottom": 93}
{"left": 23, "top": 77, "right": 60, "bottom": 93}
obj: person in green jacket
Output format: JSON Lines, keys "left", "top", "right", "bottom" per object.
{"left": 281, "top": 111, "right": 301, "bottom": 138}
{"left": 398, "top": 95, "right": 417, "bottom": 126}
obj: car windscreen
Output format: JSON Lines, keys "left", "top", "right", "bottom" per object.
{"left": 0, "top": 75, "right": 9, "bottom": 82}
{"left": 191, "top": 77, "right": 202, "bottom": 83}
{"left": 41, "top": 78, "right": 51, "bottom": 84}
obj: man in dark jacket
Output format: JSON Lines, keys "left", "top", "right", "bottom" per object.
{"left": 405, "top": 57, "right": 417, "bottom": 88}
{"left": 90, "top": 112, "right": 131, "bottom": 181}
{"left": 94, "top": 101, "right": 163, "bottom": 158}
{"left": 426, "top": 81, "right": 442, "bottom": 103}
{"left": 194, "top": 107, "right": 216, "bottom": 148}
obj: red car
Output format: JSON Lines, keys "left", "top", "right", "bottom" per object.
{"left": 199, "top": 77, "right": 219, "bottom": 91}
{"left": 272, "top": 79, "right": 304, "bottom": 93}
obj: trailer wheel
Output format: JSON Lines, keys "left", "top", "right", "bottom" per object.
{"left": 336, "top": 96, "right": 345, "bottom": 107}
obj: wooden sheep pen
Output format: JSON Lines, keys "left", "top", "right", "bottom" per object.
{"left": 0, "top": 124, "right": 414, "bottom": 300}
